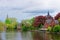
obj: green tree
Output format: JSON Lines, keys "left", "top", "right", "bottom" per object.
{"left": 47, "top": 26, "right": 52, "bottom": 32}
{"left": 58, "top": 18, "right": 60, "bottom": 24}
{"left": 21, "top": 18, "right": 35, "bottom": 31}
{"left": 0, "top": 21, "right": 5, "bottom": 31}
{"left": 53, "top": 25, "right": 60, "bottom": 32}
{"left": 21, "top": 18, "right": 34, "bottom": 27}
{"left": 5, "top": 18, "right": 17, "bottom": 29}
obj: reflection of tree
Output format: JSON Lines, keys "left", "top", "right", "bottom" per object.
{"left": 44, "top": 33, "right": 60, "bottom": 40}
{"left": 1, "top": 32, "right": 6, "bottom": 40}
{"left": 50, "top": 33, "right": 60, "bottom": 40}
{"left": 32, "top": 31, "right": 43, "bottom": 40}
{"left": 44, "top": 32, "right": 50, "bottom": 40}
{"left": 0, "top": 33, "right": 2, "bottom": 40}
{"left": 21, "top": 32, "right": 33, "bottom": 40}
{"left": 6, "top": 32, "right": 16, "bottom": 40}
{"left": 16, "top": 32, "right": 22, "bottom": 40}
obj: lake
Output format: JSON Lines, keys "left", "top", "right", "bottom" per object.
{"left": 0, "top": 31, "right": 60, "bottom": 40}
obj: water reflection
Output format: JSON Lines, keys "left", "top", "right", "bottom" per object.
{"left": 16, "top": 32, "right": 22, "bottom": 40}
{"left": 48, "top": 33, "right": 60, "bottom": 40}
{"left": 21, "top": 32, "right": 33, "bottom": 40}
{"left": 32, "top": 31, "right": 43, "bottom": 40}
{"left": 6, "top": 32, "right": 17, "bottom": 40}
{"left": 0, "top": 31, "right": 60, "bottom": 40}
{"left": 0, "top": 32, "right": 6, "bottom": 40}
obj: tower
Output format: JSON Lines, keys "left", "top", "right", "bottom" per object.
{"left": 7, "top": 14, "right": 8, "bottom": 19}
{"left": 48, "top": 11, "right": 49, "bottom": 16}
{"left": 46, "top": 11, "right": 53, "bottom": 19}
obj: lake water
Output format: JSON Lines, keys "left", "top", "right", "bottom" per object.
{"left": 0, "top": 31, "right": 60, "bottom": 40}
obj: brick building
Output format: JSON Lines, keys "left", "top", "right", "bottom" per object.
{"left": 44, "top": 11, "right": 59, "bottom": 28}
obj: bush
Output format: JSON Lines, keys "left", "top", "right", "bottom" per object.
{"left": 28, "top": 26, "right": 36, "bottom": 30}
{"left": 53, "top": 25, "right": 60, "bottom": 32}
{"left": 47, "top": 26, "right": 52, "bottom": 32}
{"left": 21, "top": 26, "right": 29, "bottom": 31}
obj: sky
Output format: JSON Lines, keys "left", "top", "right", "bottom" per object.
{"left": 0, "top": 0, "right": 60, "bottom": 22}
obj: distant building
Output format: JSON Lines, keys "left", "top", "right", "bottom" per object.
{"left": 44, "top": 11, "right": 59, "bottom": 28}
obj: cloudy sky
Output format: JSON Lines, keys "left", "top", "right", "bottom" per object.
{"left": 0, "top": 0, "right": 60, "bottom": 22}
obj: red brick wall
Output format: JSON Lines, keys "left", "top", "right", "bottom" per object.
{"left": 44, "top": 20, "right": 55, "bottom": 28}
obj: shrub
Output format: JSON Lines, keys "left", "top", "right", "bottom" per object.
{"left": 47, "top": 26, "right": 52, "bottom": 32}
{"left": 21, "top": 25, "right": 29, "bottom": 31}
{"left": 28, "top": 26, "right": 36, "bottom": 30}
{"left": 53, "top": 25, "right": 60, "bottom": 32}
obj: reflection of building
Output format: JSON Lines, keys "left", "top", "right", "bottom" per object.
{"left": 32, "top": 32, "right": 43, "bottom": 40}
{"left": 17, "top": 23, "right": 21, "bottom": 30}
{"left": 0, "top": 32, "right": 6, "bottom": 40}
{"left": 44, "top": 11, "right": 59, "bottom": 28}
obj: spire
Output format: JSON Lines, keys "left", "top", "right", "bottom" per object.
{"left": 7, "top": 14, "right": 8, "bottom": 18}
{"left": 48, "top": 11, "right": 49, "bottom": 16}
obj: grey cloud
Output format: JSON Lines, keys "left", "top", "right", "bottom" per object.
{"left": 23, "top": 9, "right": 55, "bottom": 13}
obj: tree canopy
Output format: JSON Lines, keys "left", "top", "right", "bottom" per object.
{"left": 5, "top": 18, "right": 17, "bottom": 29}
{"left": 33, "top": 16, "right": 46, "bottom": 27}
{"left": 55, "top": 13, "right": 60, "bottom": 20}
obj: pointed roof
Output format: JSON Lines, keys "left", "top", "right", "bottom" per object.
{"left": 47, "top": 11, "right": 50, "bottom": 16}
{"left": 48, "top": 11, "right": 49, "bottom": 16}
{"left": 46, "top": 11, "right": 53, "bottom": 19}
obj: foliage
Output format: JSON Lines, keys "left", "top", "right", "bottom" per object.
{"left": 53, "top": 25, "right": 60, "bottom": 32}
{"left": 28, "top": 26, "right": 36, "bottom": 30}
{"left": 47, "top": 26, "right": 52, "bottom": 32}
{"left": 21, "top": 18, "right": 39, "bottom": 31}
{"left": 58, "top": 18, "right": 60, "bottom": 24}
{"left": 21, "top": 20, "right": 30, "bottom": 31}
{"left": 5, "top": 18, "right": 11, "bottom": 24}
{"left": 21, "top": 26, "right": 37, "bottom": 31}
{"left": 5, "top": 18, "right": 17, "bottom": 29}
{"left": 47, "top": 25, "right": 60, "bottom": 32}
{"left": 33, "top": 16, "right": 46, "bottom": 27}
{"left": 21, "top": 18, "right": 34, "bottom": 27}
{"left": 55, "top": 13, "right": 60, "bottom": 20}
{"left": 21, "top": 25, "right": 29, "bottom": 31}
{"left": 0, "top": 21, "right": 5, "bottom": 31}
{"left": 1, "top": 12, "right": 60, "bottom": 31}
{"left": 21, "top": 20, "right": 30, "bottom": 27}
{"left": 21, "top": 18, "right": 35, "bottom": 31}
{"left": 38, "top": 24, "right": 43, "bottom": 28}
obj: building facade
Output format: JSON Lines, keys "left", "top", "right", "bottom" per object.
{"left": 44, "top": 11, "right": 59, "bottom": 28}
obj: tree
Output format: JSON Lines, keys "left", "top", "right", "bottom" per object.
{"left": 55, "top": 13, "right": 60, "bottom": 20}
{"left": 5, "top": 18, "right": 17, "bottom": 29}
{"left": 33, "top": 16, "right": 46, "bottom": 27}
{"left": 21, "top": 18, "right": 35, "bottom": 31}
{"left": 0, "top": 21, "right": 6, "bottom": 31}
{"left": 53, "top": 25, "right": 60, "bottom": 32}
{"left": 21, "top": 18, "right": 34, "bottom": 27}
{"left": 54, "top": 13, "right": 60, "bottom": 24}
{"left": 58, "top": 18, "right": 60, "bottom": 24}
